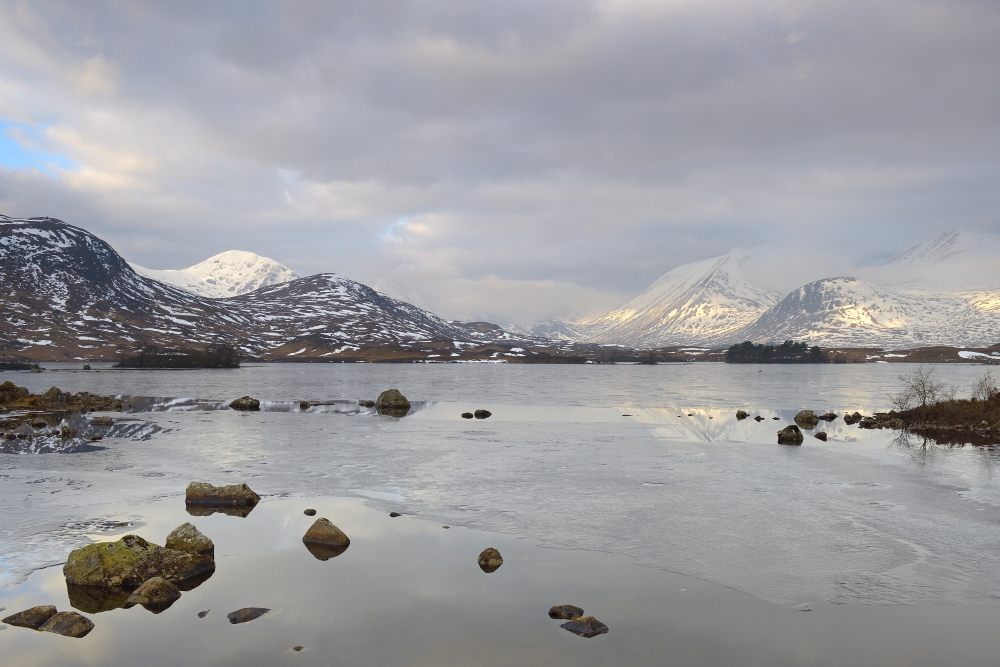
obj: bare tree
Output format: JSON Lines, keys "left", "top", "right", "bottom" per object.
{"left": 891, "top": 367, "right": 944, "bottom": 416}
{"left": 972, "top": 369, "right": 999, "bottom": 403}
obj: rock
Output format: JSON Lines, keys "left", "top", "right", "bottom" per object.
{"left": 229, "top": 396, "right": 260, "bottom": 411}
{"left": 299, "top": 401, "right": 311, "bottom": 411}
{"left": 293, "top": 645, "right": 304, "bottom": 651}
{"left": 185, "top": 481, "right": 260, "bottom": 509}
{"left": 60, "top": 426, "right": 77, "bottom": 439}
{"left": 548, "top": 605, "right": 584, "bottom": 620}
{"left": 186, "top": 505, "right": 255, "bottom": 518}
{"left": 126, "top": 576, "right": 181, "bottom": 612}
{"left": 560, "top": 616, "right": 609, "bottom": 638}
{"left": 771, "top": 416, "right": 780, "bottom": 420}
{"left": 304, "top": 508, "right": 317, "bottom": 516}
{"left": 819, "top": 413, "right": 838, "bottom": 421}
{"left": 31, "top": 418, "right": 47, "bottom": 429}
{"left": 30, "top": 367, "right": 42, "bottom": 373}
{"left": 794, "top": 410, "right": 819, "bottom": 429}
{"left": 41, "top": 386, "right": 67, "bottom": 403}
{"left": 38, "top": 611, "right": 94, "bottom": 638}
{"left": 227, "top": 607, "right": 269, "bottom": 624}
{"left": 89, "top": 416, "right": 113, "bottom": 427}
{"left": 198, "top": 610, "right": 210, "bottom": 618}
{"left": 65, "top": 582, "right": 133, "bottom": 613}
{"left": 859, "top": 416, "right": 878, "bottom": 429}
{"left": 736, "top": 410, "right": 749, "bottom": 420}
{"left": 302, "top": 518, "right": 350, "bottom": 560}
{"left": 375, "top": 389, "right": 410, "bottom": 417}
{"left": 359, "top": 400, "right": 375, "bottom": 408}
{"left": 87, "top": 435, "right": 103, "bottom": 441}
{"left": 389, "top": 512, "right": 402, "bottom": 517}
{"left": 165, "top": 523, "right": 215, "bottom": 557}
{"left": 777, "top": 425, "right": 804, "bottom": 445}
{"left": 474, "top": 409, "right": 492, "bottom": 419}
{"left": 63, "top": 534, "right": 216, "bottom": 589}
{"left": 461, "top": 412, "right": 474, "bottom": 419}
{"left": 814, "top": 432, "right": 828, "bottom": 441}
{"left": 83, "top": 364, "right": 91, "bottom": 370}
{"left": 3, "top": 605, "right": 57, "bottom": 629}
{"left": 754, "top": 415, "right": 765, "bottom": 422}
{"left": 477, "top": 547, "right": 503, "bottom": 573}
{"left": 844, "top": 411, "right": 863, "bottom": 425}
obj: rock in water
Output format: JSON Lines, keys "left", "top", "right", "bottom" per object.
{"left": 185, "top": 482, "right": 260, "bottom": 509}
{"left": 754, "top": 415, "right": 764, "bottom": 422}
{"left": 736, "top": 410, "right": 749, "bottom": 420}
{"left": 3, "top": 605, "right": 57, "bottom": 629}
{"left": 126, "top": 577, "right": 181, "bottom": 612}
{"left": 198, "top": 610, "right": 210, "bottom": 618}
{"left": 794, "top": 410, "right": 819, "bottom": 429}
{"left": 815, "top": 432, "right": 828, "bottom": 441}
{"left": 474, "top": 409, "right": 492, "bottom": 419}
{"left": 60, "top": 426, "right": 77, "bottom": 439}
{"left": 777, "top": 425, "right": 804, "bottom": 445}
{"left": 227, "top": 607, "right": 269, "bottom": 624}
{"left": 38, "top": 612, "right": 94, "bottom": 638}
{"left": 389, "top": 512, "right": 402, "bottom": 518}
{"left": 41, "top": 386, "right": 67, "bottom": 403}
{"left": 165, "top": 523, "right": 215, "bottom": 557}
{"left": 63, "top": 534, "right": 216, "bottom": 589}
{"left": 375, "top": 389, "right": 410, "bottom": 417}
{"left": 477, "top": 547, "right": 503, "bottom": 573}
{"left": 548, "top": 605, "right": 584, "bottom": 620}
{"left": 560, "top": 616, "right": 609, "bottom": 638}
{"left": 461, "top": 412, "right": 474, "bottom": 419}
{"left": 302, "top": 518, "right": 350, "bottom": 560}
{"left": 819, "top": 412, "right": 838, "bottom": 421}
{"left": 304, "top": 508, "right": 317, "bottom": 516}
{"left": 90, "top": 416, "right": 113, "bottom": 427}
{"left": 844, "top": 411, "right": 863, "bottom": 425}
{"left": 359, "top": 400, "right": 375, "bottom": 408}
{"left": 299, "top": 401, "right": 311, "bottom": 410}
{"left": 229, "top": 396, "right": 260, "bottom": 411}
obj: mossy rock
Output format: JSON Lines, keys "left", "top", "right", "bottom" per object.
{"left": 185, "top": 482, "right": 260, "bottom": 508}
{"left": 165, "top": 523, "right": 214, "bottom": 556}
{"left": 777, "top": 424, "right": 804, "bottom": 445}
{"left": 793, "top": 410, "right": 819, "bottom": 429}
{"left": 477, "top": 547, "right": 503, "bottom": 573}
{"left": 229, "top": 396, "right": 260, "bottom": 411}
{"left": 63, "top": 534, "right": 215, "bottom": 589}
{"left": 375, "top": 389, "right": 410, "bottom": 416}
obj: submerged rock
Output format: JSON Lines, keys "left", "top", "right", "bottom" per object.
{"left": 777, "top": 425, "right": 804, "bottom": 445}
{"left": 38, "top": 611, "right": 94, "bottom": 638}
{"left": 474, "top": 409, "right": 492, "bottom": 419}
{"left": 736, "top": 410, "right": 749, "bottom": 420}
{"left": 548, "top": 605, "right": 584, "bottom": 620}
{"left": 126, "top": 577, "right": 181, "bottom": 612}
{"left": 227, "top": 607, "right": 269, "bottom": 624}
{"left": 185, "top": 482, "right": 260, "bottom": 509}
{"left": 2, "top": 605, "right": 57, "bottom": 629}
{"left": 66, "top": 582, "right": 132, "bottom": 614}
{"left": 63, "top": 534, "right": 216, "bottom": 589}
{"left": 302, "top": 518, "right": 350, "bottom": 560}
{"left": 165, "top": 523, "right": 215, "bottom": 557}
{"left": 560, "top": 616, "right": 609, "bottom": 638}
{"left": 229, "top": 396, "right": 260, "bottom": 411}
{"left": 375, "top": 389, "right": 410, "bottom": 417}
{"left": 461, "top": 412, "right": 474, "bottom": 419}
{"left": 794, "top": 410, "right": 819, "bottom": 429}
{"left": 815, "top": 432, "right": 828, "bottom": 441}
{"left": 477, "top": 547, "right": 503, "bottom": 573}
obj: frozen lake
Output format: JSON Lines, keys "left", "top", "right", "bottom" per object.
{"left": 3, "top": 362, "right": 1000, "bottom": 665}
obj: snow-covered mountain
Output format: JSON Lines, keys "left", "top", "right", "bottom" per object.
{"left": 371, "top": 277, "right": 431, "bottom": 311}
{"left": 132, "top": 250, "right": 299, "bottom": 298}
{"left": 582, "top": 250, "right": 784, "bottom": 348}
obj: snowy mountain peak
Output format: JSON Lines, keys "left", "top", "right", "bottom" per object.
{"left": 585, "top": 250, "right": 783, "bottom": 348}
{"left": 132, "top": 250, "right": 299, "bottom": 298}
{"left": 882, "top": 229, "right": 1000, "bottom": 267}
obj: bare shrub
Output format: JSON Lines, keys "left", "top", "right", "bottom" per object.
{"left": 891, "top": 367, "right": 944, "bottom": 415}
{"left": 972, "top": 370, "right": 999, "bottom": 403}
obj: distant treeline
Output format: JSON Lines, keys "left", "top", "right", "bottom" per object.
{"left": 115, "top": 345, "right": 241, "bottom": 369}
{"left": 726, "top": 340, "right": 835, "bottom": 363}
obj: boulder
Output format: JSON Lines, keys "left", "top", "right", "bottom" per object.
{"left": 63, "top": 534, "right": 216, "bottom": 589}
{"left": 794, "top": 410, "right": 819, "bottom": 429}
{"left": 3, "top": 605, "right": 57, "bottom": 629}
{"left": 165, "top": 523, "right": 215, "bottom": 557}
{"left": 474, "top": 410, "right": 492, "bottom": 419}
{"left": 736, "top": 410, "right": 749, "bottom": 420}
{"left": 548, "top": 605, "right": 584, "bottom": 620}
{"left": 228, "top": 607, "right": 270, "bottom": 624}
{"left": 477, "top": 547, "right": 503, "bottom": 573}
{"left": 814, "top": 432, "right": 828, "bottom": 442}
{"left": 844, "top": 412, "right": 863, "bottom": 425}
{"left": 60, "top": 426, "right": 78, "bottom": 439}
{"left": 302, "top": 518, "right": 350, "bottom": 560}
{"left": 38, "top": 611, "right": 94, "bottom": 638}
{"left": 303, "top": 508, "right": 317, "bottom": 516}
{"left": 31, "top": 418, "right": 47, "bottom": 429}
{"left": 229, "top": 396, "right": 260, "bottom": 411}
{"left": 375, "top": 389, "right": 410, "bottom": 417}
{"left": 185, "top": 482, "right": 260, "bottom": 508}
{"left": 41, "top": 386, "right": 67, "bottom": 403}
{"left": 560, "top": 616, "right": 609, "bottom": 638}
{"left": 859, "top": 416, "right": 878, "bottom": 429}
{"left": 461, "top": 412, "right": 474, "bottom": 419}
{"left": 299, "top": 401, "right": 311, "bottom": 411}
{"left": 777, "top": 425, "right": 804, "bottom": 445}
{"left": 819, "top": 413, "right": 838, "bottom": 421}
{"left": 754, "top": 415, "right": 765, "bottom": 422}
{"left": 389, "top": 512, "right": 402, "bottom": 517}
{"left": 126, "top": 577, "right": 181, "bottom": 612}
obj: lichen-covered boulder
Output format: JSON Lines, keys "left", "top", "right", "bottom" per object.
{"left": 777, "top": 425, "right": 804, "bottom": 445}
{"left": 548, "top": 605, "right": 584, "bottom": 620}
{"left": 302, "top": 518, "right": 350, "bottom": 560}
{"left": 41, "top": 386, "right": 67, "bottom": 403}
{"left": 560, "top": 616, "right": 609, "bottom": 638}
{"left": 2, "top": 605, "right": 57, "bottom": 629}
{"left": 229, "top": 396, "right": 260, "bottom": 411}
{"left": 165, "top": 523, "right": 215, "bottom": 557}
{"left": 126, "top": 576, "right": 181, "bottom": 611}
{"left": 736, "top": 410, "right": 749, "bottom": 420}
{"left": 375, "top": 389, "right": 410, "bottom": 410}
{"left": 63, "top": 534, "right": 215, "bottom": 589}
{"left": 477, "top": 547, "right": 503, "bottom": 573}
{"left": 794, "top": 410, "right": 819, "bottom": 429}
{"left": 185, "top": 482, "right": 260, "bottom": 508}
{"left": 38, "top": 611, "right": 94, "bottom": 638}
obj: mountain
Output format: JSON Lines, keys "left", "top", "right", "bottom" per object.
{"left": 583, "top": 251, "right": 784, "bottom": 348}
{"left": 0, "top": 216, "right": 545, "bottom": 361}
{"left": 371, "top": 278, "right": 431, "bottom": 311}
{"left": 131, "top": 250, "right": 299, "bottom": 298}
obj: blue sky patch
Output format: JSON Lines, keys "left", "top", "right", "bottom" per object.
{"left": 0, "top": 121, "right": 75, "bottom": 173}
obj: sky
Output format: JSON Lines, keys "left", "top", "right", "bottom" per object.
{"left": 0, "top": 0, "right": 998, "bottom": 323}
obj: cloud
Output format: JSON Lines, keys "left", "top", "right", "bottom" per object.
{"left": 0, "top": 0, "right": 997, "bottom": 321}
